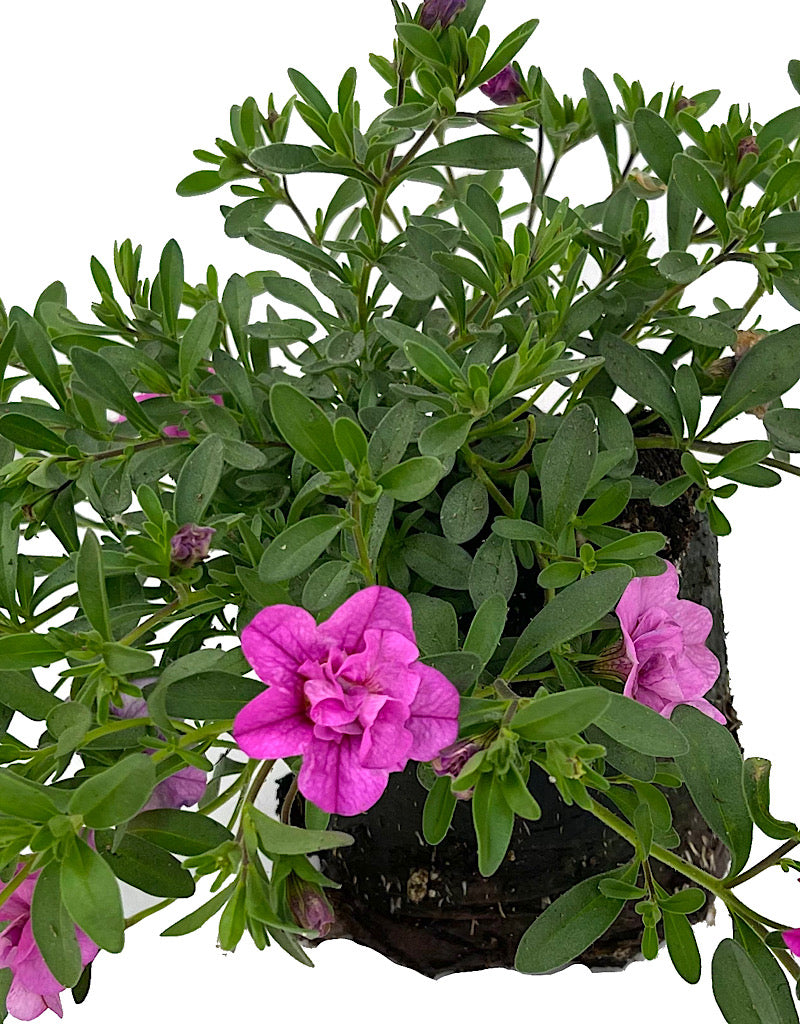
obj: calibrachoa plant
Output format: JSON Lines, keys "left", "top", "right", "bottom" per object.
{"left": 3, "top": 1, "right": 800, "bottom": 1021}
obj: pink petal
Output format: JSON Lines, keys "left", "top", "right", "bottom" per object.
{"left": 77, "top": 930, "right": 99, "bottom": 967}
{"left": 233, "top": 687, "right": 313, "bottom": 759}
{"left": 145, "top": 765, "right": 207, "bottom": 811}
{"left": 662, "top": 696, "right": 726, "bottom": 724}
{"left": 405, "top": 664, "right": 460, "bottom": 761}
{"left": 359, "top": 701, "right": 413, "bottom": 771}
{"left": 784, "top": 927, "right": 800, "bottom": 957}
{"left": 321, "top": 586, "right": 416, "bottom": 651}
{"left": 7, "top": 977, "right": 61, "bottom": 1021}
{"left": 616, "top": 561, "right": 678, "bottom": 628}
{"left": 241, "top": 605, "right": 324, "bottom": 689}
{"left": 673, "top": 598, "right": 714, "bottom": 645}
{"left": 337, "top": 629, "right": 420, "bottom": 704}
{"left": 298, "top": 736, "right": 389, "bottom": 816}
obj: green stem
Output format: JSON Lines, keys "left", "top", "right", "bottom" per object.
{"left": 350, "top": 495, "right": 375, "bottom": 584}
{"left": 125, "top": 897, "right": 175, "bottom": 929}
{"left": 470, "top": 384, "right": 551, "bottom": 440}
{"left": 0, "top": 859, "right": 35, "bottom": 913}
{"left": 235, "top": 759, "right": 275, "bottom": 844}
{"left": 461, "top": 447, "right": 515, "bottom": 517}
{"left": 726, "top": 839, "right": 800, "bottom": 889}
{"left": 634, "top": 436, "right": 800, "bottom": 480}
{"left": 281, "top": 176, "right": 318, "bottom": 245}
{"left": 118, "top": 590, "right": 210, "bottom": 646}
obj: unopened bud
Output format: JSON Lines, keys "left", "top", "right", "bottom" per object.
{"left": 734, "top": 329, "right": 764, "bottom": 360}
{"left": 419, "top": 0, "right": 466, "bottom": 29}
{"left": 286, "top": 876, "right": 334, "bottom": 936}
{"left": 737, "top": 135, "right": 760, "bottom": 161}
{"left": 170, "top": 524, "right": 215, "bottom": 569}
{"left": 706, "top": 355, "right": 736, "bottom": 382}
{"left": 674, "top": 97, "right": 695, "bottom": 113}
{"left": 432, "top": 737, "right": 485, "bottom": 778}
{"left": 479, "top": 66, "right": 527, "bottom": 106}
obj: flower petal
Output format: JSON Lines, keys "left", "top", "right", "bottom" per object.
{"left": 616, "top": 561, "right": 678, "bottom": 628}
{"left": 405, "top": 664, "right": 460, "bottom": 761}
{"left": 145, "top": 765, "right": 207, "bottom": 811}
{"left": 7, "top": 977, "right": 60, "bottom": 1021}
{"left": 233, "top": 687, "right": 313, "bottom": 759}
{"left": 337, "top": 629, "right": 420, "bottom": 704}
{"left": 662, "top": 696, "right": 726, "bottom": 724}
{"left": 298, "top": 736, "right": 389, "bottom": 816}
{"left": 673, "top": 598, "right": 714, "bottom": 645}
{"left": 241, "top": 605, "right": 323, "bottom": 689}
{"left": 360, "top": 701, "right": 412, "bottom": 771}
{"left": 321, "top": 586, "right": 416, "bottom": 651}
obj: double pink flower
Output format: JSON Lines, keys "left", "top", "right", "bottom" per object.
{"left": 233, "top": 587, "right": 460, "bottom": 816}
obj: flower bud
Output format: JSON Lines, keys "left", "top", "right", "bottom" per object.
{"left": 479, "top": 66, "right": 527, "bottom": 106}
{"left": 737, "top": 135, "right": 759, "bottom": 160}
{"left": 170, "top": 524, "right": 216, "bottom": 568}
{"left": 734, "top": 329, "right": 764, "bottom": 360}
{"left": 419, "top": 0, "right": 466, "bottom": 29}
{"left": 674, "top": 96, "right": 695, "bottom": 113}
{"left": 706, "top": 355, "right": 736, "bottom": 382}
{"left": 431, "top": 736, "right": 485, "bottom": 778}
{"left": 286, "top": 876, "right": 334, "bottom": 936}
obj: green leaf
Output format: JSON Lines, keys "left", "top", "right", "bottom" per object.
{"left": 173, "top": 434, "right": 224, "bottom": 525}
{"left": 790, "top": 61, "right": 800, "bottom": 97}
{"left": 511, "top": 688, "right": 611, "bottom": 741}
{"left": 377, "top": 457, "right": 442, "bottom": 501}
{"left": 379, "top": 254, "right": 441, "bottom": 301}
{"left": 96, "top": 831, "right": 194, "bottom": 899}
{"left": 128, "top": 808, "right": 234, "bottom": 856}
{"left": 672, "top": 153, "right": 729, "bottom": 240}
{"left": 515, "top": 870, "right": 626, "bottom": 973}
{"left": 333, "top": 416, "right": 368, "bottom": 469}
{"left": 31, "top": 863, "right": 82, "bottom": 988}
{"left": 758, "top": 106, "right": 800, "bottom": 150}
{"left": 491, "top": 518, "right": 555, "bottom": 546}
{"left": 667, "top": 184, "right": 696, "bottom": 251}
{"left": 161, "top": 882, "right": 236, "bottom": 937}
{"left": 763, "top": 161, "right": 800, "bottom": 210}
{"left": 302, "top": 560, "right": 353, "bottom": 614}
{"left": 404, "top": 339, "right": 463, "bottom": 392}
{"left": 712, "top": 939, "right": 782, "bottom": 1024}
{"left": 60, "top": 839, "right": 125, "bottom": 953}
{"left": 734, "top": 918, "right": 800, "bottom": 1024}
{"left": 763, "top": 407, "right": 800, "bottom": 452}
{"left": 469, "top": 534, "right": 517, "bottom": 608}
{"left": 440, "top": 478, "right": 489, "bottom": 543}
{"left": 541, "top": 404, "right": 598, "bottom": 539}
{"left": 596, "top": 692, "right": 689, "bottom": 757}
{"left": 762, "top": 212, "right": 800, "bottom": 244}
{"left": 0, "top": 670, "right": 59, "bottom": 720}
{"left": 76, "top": 531, "right": 111, "bottom": 640}
{"left": 0, "top": 634, "right": 62, "bottom": 671}
{"left": 259, "top": 274, "right": 322, "bottom": 318}
{"left": 658, "top": 250, "right": 702, "bottom": 284}
{"left": 249, "top": 143, "right": 324, "bottom": 174}
{"left": 473, "top": 19, "right": 539, "bottom": 87}
{"left": 9, "top": 307, "right": 67, "bottom": 406}
{"left": 247, "top": 805, "right": 353, "bottom": 855}
{"left": 663, "top": 910, "right": 701, "bottom": 984}
{"left": 0, "top": 769, "right": 61, "bottom": 820}
{"left": 634, "top": 108, "right": 682, "bottom": 184}
{"left": 406, "top": 136, "right": 536, "bottom": 175}
{"left": 660, "top": 315, "right": 737, "bottom": 349}
{"left": 176, "top": 170, "right": 224, "bottom": 197}
{"left": 595, "top": 531, "right": 665, "bottom": 561}
{"left": 675, "top": 363, "right": 702, "bottom": 439}
{"left": 577, "top": 481, "right": 632, "bottom": 527}
{"left": 504, "top": 567, "right": 633, "bottom": 677}
{"left": 179, "top": 301, "right": 218, "bottom": 383}
{"left": 742, "top": 757, "right": 799, "bottom": 841}
{"left": 472, "top": 772, "right": 515, "bottom": 877}
{"left": 599, "top": 335, "right": 683, "bottom": 439}
{"left": 673, "top": 706, "right": 752, "bottom": 877}
{"left": 0, "top": 414, "right": 69, "bottom": 453}
{"left": 259, "top": 515, "right": 344, "bottom": 583}
{"left": 583, "top": 69, "right": 618, "bottom": 172}
{"left": 464, "top": 593, "right": 508, "bottom": 670}
{"left": 68, "top": 754, "right": 156, "bottom": 828}
{"left": 403, "top": 534, "right": 472, "bottom": 590}
{"left": 704, "top": 325, "right": 800, "bottom": 433}
{"left": 158, "top": 239, "right": 183, "bottom": 337}
{"left": 418, "top": 413, "right": 474, "bottom": 460}
{"left": 396, "top": 23, "right": 447, "bottom": 66}
{"left": 71, "top": 348, "right": 155, "bottom": 432}
{"left": 367, "top": 401, "right": 416, "bottom": 474}
{"left": 270, "top": 383, "right": 344, "bottom": 473}
{"left": 422, "top": 776, "right": 457, "bottom": 845}
{"left": 407, "top": 593, "right": 458, "bottom": 656}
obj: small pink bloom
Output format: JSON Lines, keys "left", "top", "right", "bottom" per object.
{"left": 0, "top": 868, "right": 98, "bottom": 1021}
{"left": 419, "top": 0, "right": 466, "bottom": 29}
{"left": 479, "top": 65, "right": 526, "bottom": 105}
{"left": 233, "top": 587, "right": 460, "bottom": 816}
{"left": 111, "top": 686, "right": 207, "bottom": 810}
{"left": 783, "top": 927, "right": 800, "bottom": 957}
{"left": 286, "top": 876, "right": 334, "bottom": 936}
{"left": 613, "top": 561, "right": 724, "bottom": 723}
{"left": 115, "top": 384, "right": 223, "bottom": 438}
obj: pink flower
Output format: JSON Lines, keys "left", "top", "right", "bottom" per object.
{"left": 612, "top": 561, "right": 724, "bottom": 723}
{"left": 783, "top": 927, "right": 800, "bottom": 957}
{"left": 111, "top": 687, "right": 207, "bottom": 810}
{"left": 419, "top": 0, "right": 466, "bottom": 29}
{"left": 132, "top": 392, "right": 224, "bottom": 438}
{"left": 0, "top": 868, "right": 98, "bottom": 1021}
{"left": 233, "top": 587, "right": 460, "bottom": 816}
{"left": 170, "top": 524, "right": 216, "bottom": 568}
{"left": 479, "top": 65, "right": 527, "bottom": 105}
{"left": 286, "top": 876, "right": 334, "bottom": 936}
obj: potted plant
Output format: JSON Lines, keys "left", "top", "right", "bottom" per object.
{"left": 1, "top": 2, "right": 800, "bottom": 1021}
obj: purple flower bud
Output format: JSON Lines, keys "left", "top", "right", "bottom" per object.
{"left": 737, "top": 135, "right": 760, "bottom": 160}
{"left": 170, "top": 524, "right": 216, "bottom": 569}
{"left": 419, "top": 0, "right": 466, "bottom": 30}
{"left": 286, "top": 876, "right": 334, "bottom": 936}
{"left": 432, "top": 736, "right": 484, "bottom": 778}
{"left": 674, "top": 96, "right": 695, "bottom": 113}
{"left": 479, "top": 65, "right": 527, "bottom": 106}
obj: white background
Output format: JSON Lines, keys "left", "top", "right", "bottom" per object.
{"left": 2, "top": 1, "right": 800, "bottom": 1021}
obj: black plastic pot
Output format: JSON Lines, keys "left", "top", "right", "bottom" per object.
{"left": 312, "top": 450, "right": 736, "bottom": 978}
